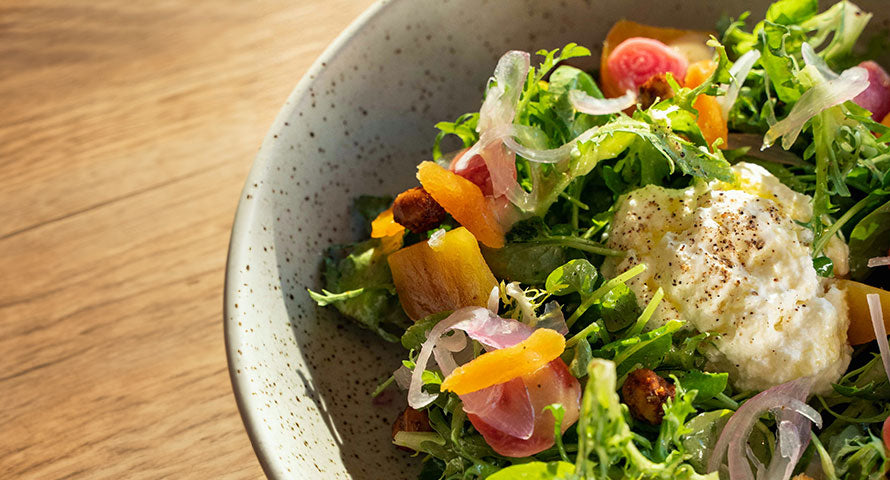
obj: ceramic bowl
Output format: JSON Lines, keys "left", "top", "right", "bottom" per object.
{"left": 224, "top": 0, "right": 889, "bottom": 478}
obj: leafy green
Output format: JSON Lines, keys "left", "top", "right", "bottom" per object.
{"left": 813, "top": 255, "right": 835, "bottom": 277}
{"left": 354, "top": 195, "right": 394, "bottom": 225}
{"left": 567, "top": 338, "right": 593, "bottom": 378}
{"left": 401, "top": 311, "right": 452, "bottom": 351}
{"left": 310, "top": 239, "right": 410, "bottom": 342}
{"left": 849, "top": 198, "right": 890, "bottom": 280}
{"left": 596, "top": 320, "right": 684, "bottom": 376}
{"left": 307, "top": 288, "right": 368, "bottom": 305}
{"left": 831, "top": 353, "right": 890, "bottom": 401}
{"left": 822, "top": 425, "right": 889, "bottom": 479}
{"left": 482, "top": 243, "right": 571, "bottom": 284}
{"left": 597, "top": 283, "right": 641, "bottom": 332}
{"left": 674, "top": 370, "right": 729, "bottom": 404}
{"left": 544, "top": 404, "right": 572, "bottom": 463}
{"left": 545, "top": 259, "right": 599, "bottom": 296}
{"left": 433, "top": 113, "right": 479, "bottom": 161}
{"left": 765, "top": 0, "right": 818, "bottom": 25}
{"left": 652, "top": 380, "right": 698, "bottom": 463}
{"left": 507, "top": 217, "right": 623, "bottom": 257}
{"left": 679, "top": 410, "right": 734, "bottom": 473}
{"left": 571, "top": 359, "right": 716, "bottom": 479}
{"left": 486, "top": 461, "right": 575, "bottom": 479}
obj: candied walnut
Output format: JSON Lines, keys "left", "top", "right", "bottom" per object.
{"left": 638, "top": 73, "right": 675, "bottom": 110}
{"left": 391, "top": 407, "right": 432, "bottom": 451}
{"left": 621, "top": 368, "right": 675, "bottom": 425}
{"left": 392, "top": 187, "right": 447, "bottom": 234}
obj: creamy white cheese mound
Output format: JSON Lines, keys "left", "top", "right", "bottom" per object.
{"left": 602, "top": 162, "right": 851, "bottom": 393}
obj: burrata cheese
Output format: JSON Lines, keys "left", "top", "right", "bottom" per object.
{"left": 601, "top": 162, "right": 851, "bottom": 393}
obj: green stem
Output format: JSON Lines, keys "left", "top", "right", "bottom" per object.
{"left": 626, "top": 287, "right": 664, "bottom": 337}
{"left": 812, "top": 194, "right": 872, "bottom": 257}
{"left": 371, "top": 374, "right": 395, "bottom": 398}
{"left": 567, "top": 264, "right": 647, "bottom": 327}
{"left": 566, "top": 321, "right": 602, "bottom": 348}
{"left": 713, "top": 392, "right": 739, "bottom": 410}
{"left": 536, "top": 236, "right": 623, "bottom": 257}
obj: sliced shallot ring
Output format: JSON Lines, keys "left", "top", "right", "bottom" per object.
{"left": 867, "top": 256, "right": 890, "bottom": 268}
{"left": 708, "top": 376, "right": 820, "bottom": 480}
{"left": 764, "top": 43, "right": 869, "bottom": 149}
{"left": 718, "top": 50, "right": 761, "bottom": 122}
{"left": 867, "top": 294, "right": 890, "bottom": 383}
{"left": 568, "top": 89, "right": 637, "bottom": 115}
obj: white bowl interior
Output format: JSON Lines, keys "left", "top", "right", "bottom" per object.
{"left": 225, "top": 0, "right": 890, "bottom": 478}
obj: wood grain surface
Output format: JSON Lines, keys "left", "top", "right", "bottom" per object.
{"left": 0, "top": 1, "right": 375, "bottom": 477}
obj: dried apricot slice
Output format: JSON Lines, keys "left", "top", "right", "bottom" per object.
{"left": 417, "top": 161, "right": 505, "bottom": 248}
{"left": 440, "top": 328, "right": 566, "bottom": 395}
{"left": 685, "top": 60, "right": 728, "bottom": 150}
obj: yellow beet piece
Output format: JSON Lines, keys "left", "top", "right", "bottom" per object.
{"left": 836, "top": 279, "right": 890, "bottom": 345}
{"left": 387, "top": 227, "right": 498, "bottom": 321}
{"left": 371, "top": 206, "right": 405, "bottom": 239}
{"left": 417, "top": 161, "right": 505, "bottom": 249}
{"left": 440, "top": 329, "right": 566, "bottom": 395}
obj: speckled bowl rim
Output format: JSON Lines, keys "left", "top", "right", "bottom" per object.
{"left": 223, "top": 1, "right": 393, "bottom": 476}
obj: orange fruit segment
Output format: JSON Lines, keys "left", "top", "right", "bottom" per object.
{"left": 371, "top": 206, "right": 405, "bottom": 239}
{"left": 440, "top": 328, "right": 566, "bottom": 396}
{"left": 417, "top": 161, "right": 505, "bottom": 248}
{"left": 835, "top": 279, "right": 890, "bottom": 345}
{"left": 685, "top": 60, "right": 728, "bottom": 150}
{"left": 387, "top": 227, "right": 498, "bottom": 321}
{"left": 601, "top": 20, "right": 713, "bottom": 98}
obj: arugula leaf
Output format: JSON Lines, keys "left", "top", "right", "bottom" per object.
{"left": 825, "top": 425, "right": 889, "bottom": 480}
{"left": 663, "top": 331, "right": 712, "bottom": 371}
{"left": 831, "top": 353, "right": 890, "bottom": 401}
{"left": 307, "top": 288, "right": 367, "bottom": 305}
{"left": 310, "top": 239, "right": 410, "bottom": 342}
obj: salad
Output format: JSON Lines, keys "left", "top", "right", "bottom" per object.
{"left": 309, "top": 1, "right": 890, "bottom": 478}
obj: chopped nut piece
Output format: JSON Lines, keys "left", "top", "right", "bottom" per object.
{"left": 621, "top": 368, "right": 676, "bottom": 425}
{"left": 392, "top": 187, "right": 446, "bottom": 234}
{"left": 391, "top": 407, "right": 432, "bottom": 451}
{"left": 638, "top": 73, "right": 675, "bottom": 110}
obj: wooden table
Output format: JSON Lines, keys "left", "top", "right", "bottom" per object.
{"left": 0, "top": 1, "right": 375, "bottom": 477}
